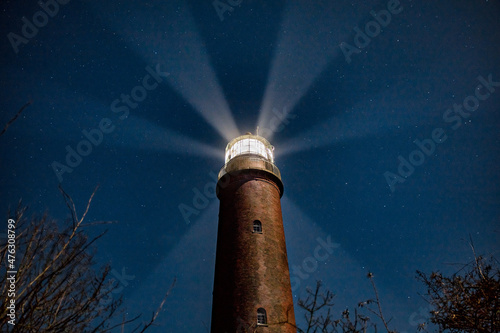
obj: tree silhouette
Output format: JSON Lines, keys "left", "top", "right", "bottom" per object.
{"left": 0, "top": 186, "right": 173, "bottom": 332}
{"left": 296, "top": 275, "right": 395, "bottom": 333}
{"left": 417, "top": 246, "right": 499, "bottom": 332}
{"left": 295, "top": 242, "right": 499, "bottom": 333}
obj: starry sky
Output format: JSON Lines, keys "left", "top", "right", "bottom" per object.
{"left": 1, "top": 0, "right": 499, "bottom": 332}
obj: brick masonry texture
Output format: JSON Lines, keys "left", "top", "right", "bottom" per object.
{"left": 211, "top": 160, "right": 296, "bottom": 333}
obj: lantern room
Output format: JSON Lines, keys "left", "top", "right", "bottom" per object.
{"left": 224, "top": 133, "right": 275, "bottom": 164}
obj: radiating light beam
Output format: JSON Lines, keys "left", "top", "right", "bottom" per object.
{"left": 282, "top": 196, "right": 413, "bottom": 330}
{"left": 93, "top": 0, "right": 239, "bottom": 141}
{"left": 112, "top": 116, "right": 223, "bottom": 160}
{"left": 281, "top": 196, "right": 374, "bottom": 306}
{"left": 125, "top": 201, "right": 219, "bottom": 330}
{"left": 257, "top": 1, "right": 377, "bottom": 138}
{"left": 276, "top": 86, "right": 434, "bottom": 158}
{"left": 277, "top": 107, "right": 395, "bottom": 157}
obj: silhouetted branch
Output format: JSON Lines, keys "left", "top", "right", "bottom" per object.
{"left": 364, "top": 272, "right": 393, "bottom": 332}
{"left": 135, "top": 277, "right": 176, "bottom": 333}
{"left": 417, "top": 251, "right": 500, "bottom": 332}
{"left": 0, "top": 187, "right": 174, "bottom": 332}
{"left": 0, "top": 100, "right": 32, "bottom": 137}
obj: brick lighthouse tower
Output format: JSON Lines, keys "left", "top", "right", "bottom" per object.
{"left": 211, "top": 133, "right": 296, "bottom": 332}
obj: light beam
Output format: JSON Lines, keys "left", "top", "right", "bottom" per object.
{"left": 281, "top": 196, "right": 374, "bottom": 307}
{"left": 92, "top": 0, "right": 239, "bottom": 141}
{"left": 257, "top": 1, "right": 377, "bottom": 138}
{"left": 112, "top": 116, "right": 223, "bottom": 160}
{"left": 277, "top": 86, "right": 434, "bottom": 158}
{"left": 124, "top": 201, "right": 219, "bottom": 331}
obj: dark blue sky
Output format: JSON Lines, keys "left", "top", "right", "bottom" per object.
{"left": 1, "top": 0, "right": 499, "bottom": 331}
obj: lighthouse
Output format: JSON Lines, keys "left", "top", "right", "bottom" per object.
{"left": 211, "top": 133, "right": 296, "bottom": 332}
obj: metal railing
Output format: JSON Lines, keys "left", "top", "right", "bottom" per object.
{"left": 218, "top": 155, "right": 281, "bottom": 180}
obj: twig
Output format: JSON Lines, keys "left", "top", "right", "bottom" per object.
{"left": 103, "top": 314, "right": 142, "bottom": 332}
{"left": 58, "top": 184, "right": 79, "bottom": 227}
{"left": 0, "top": 100, "right": 32, "bottom": 137}
{"left": 468, "top": 234, "right": 485, "bottom": 280}
{"left": 138, "top": 277, "right": 176, "bottom": 333}
{"left": 80, "top": 220, "right": 118, "bottom": 227}
{"left": 367, "top": 272, "right": 392, "bottom": 332}
{"left": 18, "top": 185, "right": 99, "bottom": 299}
{"left": 78, "top": 185, "right": 100, "bottom": 224}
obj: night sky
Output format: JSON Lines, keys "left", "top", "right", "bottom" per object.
{"left": 1, "top": 0, "right": 499, "bottom": 332}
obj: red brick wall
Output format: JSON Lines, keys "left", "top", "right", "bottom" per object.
{"left": 211, "top": 165, "right": 296, "bottom": 333}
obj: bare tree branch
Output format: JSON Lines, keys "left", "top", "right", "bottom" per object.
{"left": 417, "top": 252, "right": 499, "bottom": 332}
{"left": 136, "top": 277, "right": 176, "bottom": 333}
{"left": 0, "top": 100, "right": 32, "bottom": 137}
{"left": 0, "top": 187, "right": 174, "bottom": 332}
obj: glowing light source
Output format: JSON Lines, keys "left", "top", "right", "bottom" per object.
{"left": 224, "top": 134, "right": 275, "bottom": 163}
